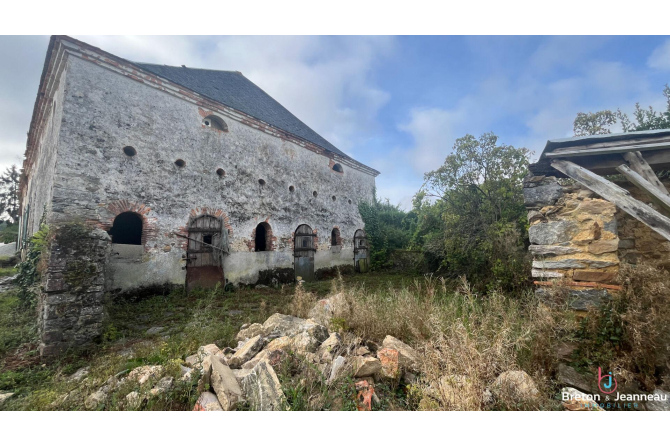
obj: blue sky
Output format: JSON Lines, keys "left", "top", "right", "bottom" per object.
{"left": 1, "top": 35, "right": 669, "bottom": 209}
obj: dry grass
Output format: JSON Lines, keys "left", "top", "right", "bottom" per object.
{"left": 328, "top": 274, "right": 565, "bottom": 410}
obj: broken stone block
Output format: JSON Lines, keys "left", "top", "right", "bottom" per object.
{"left": 523, "top": 182, "right": 562, "bottom": 208}
{"left": 317, "top": 332, "right": 342, "bottom": 362}
{"left": 528, "top": 245, "right": 580, "bottom": 256}
{"left": 381, "top": 335, "right": 419, "bottom": 372}
{"left": 377, "top": 348, "right": 399, "bottom": 379}
{"left": 353, "top": 356, "right": 382, "bottom": 377}
{"left": 491, "top": 370, "right": 539, "bottom": 402}
{"left": 228, "top": 335, "right": 264, "bottom": 369}
{"left": 210, "top": 356, "right": 243, "bottom": 410}
{"left": 572, "top": 270, "right": 617, "bottom": 283}
{"left": 528, "top": 221, "right": 578, "bottom": 245}
{"left": 193, "top": 391, "right": 224, "bottom": 411}
{"left": 235, "top": 323, "right": 263, "bottom": 342}
{"left": 127, "top": 365, "right": 164, "bottom": 385}
{"left": 241, "top": 360, "right": 286, "bottom": 411}
{"left": 125, "top": 391, "right": 142, "bottom": 410}
{"left": 587, "top": 239, "right": 619, "bottom": 255}
{"left": 328, "top": 356, "right": 347, "bottom": 384}
{"left": 149, "top": 376, "right": 173, "bottom": 396}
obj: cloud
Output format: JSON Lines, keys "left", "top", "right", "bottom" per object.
{"left": 78, "top": 35, "right": 394, "bottom": 157}
{"left": 648, "top": 39, "right": 670, "bottom": 71}
{"left": 397, "top": 37, "right": 668, "bottom": 192}
{"left": 0, "top": 36, "right": 394, "bottom": 174}
{"left": 398, "top": 107, "right": 465, "bottom": 174}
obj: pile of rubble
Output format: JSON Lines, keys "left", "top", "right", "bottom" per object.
{"left": 188, "top": 307, "right": 423, "bottom": 411}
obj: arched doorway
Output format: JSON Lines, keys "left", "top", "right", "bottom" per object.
{"left": 294, "top": 224, "right": 316, "bottom": 282}
{"left": 185, "top": 214, "right": 228, "bottom": 291}
{"left": 353, "top": 229, "right": 369, "bottom": 273}
{"left": 109, "top": 212, "right": 143, "bottom": 245}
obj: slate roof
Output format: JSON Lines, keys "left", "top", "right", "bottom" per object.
{"left": 135, "top": 63, "right": 347, "bottom": 158}
{"left": 541, "top": 129, "right": 670, "bottom": 155}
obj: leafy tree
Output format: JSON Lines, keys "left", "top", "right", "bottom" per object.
{"left": 416, "top": 132, "right": 531, "bottom": 291}
{"left": 573, "top": 84, "right": 670, "bottom": 136}
{"left": 0, "top": 164, "right": 20, "bottom": 223}
{"left": 358, "top": 189, "right": 415, "bottom": 269}
{"left": 573, "top": 110, "right": 617, "bottom": 136}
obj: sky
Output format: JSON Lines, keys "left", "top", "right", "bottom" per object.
{"left": 1, "top": 35, "right": 669, "bottom": 209}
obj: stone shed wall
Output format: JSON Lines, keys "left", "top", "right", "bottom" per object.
{"left": 43, "top": 54, "right": 375, "bottom": 289}
{"left": 524, "top": 174, "right": 670, "bottom": 309}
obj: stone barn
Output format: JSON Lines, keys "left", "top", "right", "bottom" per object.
{"left": 525, "top": 129, "right": 670, "bottom": 309}
{"left": 17, "top": 36, "right": 378, "bottom": 357}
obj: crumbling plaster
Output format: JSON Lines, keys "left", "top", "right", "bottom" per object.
{"left": 44, "top": 55, "right": 375, "bottom": 288}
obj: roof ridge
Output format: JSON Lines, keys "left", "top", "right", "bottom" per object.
{"left": 132, "top": 61, "right": 243, "bottom": 75}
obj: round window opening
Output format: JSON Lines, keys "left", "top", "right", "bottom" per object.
{"left": 258, "top": 179, "right": 266, "bottom": 186}
{"left": 332, "top": 195, "right": 336, "bottom": 201}
{"left": 123, "top": 146, "right": 137, "bottom": 157}
{"left": 313, "top": 191, "right": 318, "bottom": 198}
{"left": 175, "top": 159, "right": 186, "bottom": 168}
{"left": 348, "top": 199, "right": 352, "bottom": 204}
{"left": 216, "top": 168, "right": 225, "bottom": 177}
{"left": 289, "top": 185, "right": 295, "bottom": 193}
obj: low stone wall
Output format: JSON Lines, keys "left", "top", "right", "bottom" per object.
{"left": 524, "top": 175, "right": 620, "bottom": 309}
{"left": 524, "top": 174, "right": 670, "bottom": 309}
{"left": 38, "top": 225, "right": 111, "bottom": 358}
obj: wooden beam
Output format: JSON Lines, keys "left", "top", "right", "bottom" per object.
{"left": 615, "top": 164, "right": 670, "bottom": 215}
{"left": 550, "top": 159, "right": 670, "bottom": 241}
{"left": 546, "top": 141, "right": 670, "bottom": 158}
{"left": 622, "top": 151, "right": 669, "bottom": 195}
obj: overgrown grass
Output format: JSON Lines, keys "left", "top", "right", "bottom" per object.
{"left": 2, "top": 264, "right": 666, "bottom": 411}
{"left": 0, "top": 265, "right": 16, "bottom": 277}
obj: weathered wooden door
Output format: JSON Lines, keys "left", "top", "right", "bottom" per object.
{"left": 186, "top": 215, "right": 227, "bottom": 291}
{"left": 353, "top": 229, "right": 369, "bottom": 273}
{"left": 294, "top": 224, "right": 315, "bottom": 282}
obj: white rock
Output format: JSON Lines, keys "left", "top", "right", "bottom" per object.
{"left": 646, "top": 389, "right": 670, "bottom": 411}
{"left": 241, "top": 360, "right": 286, "bottom": 411}
{"left": 210, "top": 356, "right": 243, "bottom": 410}
{"left": 228, "top": 335, "right": 264, "bottom": 369}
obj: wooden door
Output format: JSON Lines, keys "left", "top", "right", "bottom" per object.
{"left": 294, "top": 224, "right": 315, "bottom": 282}
{"left": 186, "top": 215, "right": 227, "bottom": 291}
{"left": 353, "top": 229, "right": 369, "bottom": 273}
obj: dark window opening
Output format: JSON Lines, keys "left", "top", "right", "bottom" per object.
{"left": 331, "top": 228, "right": 340, "bottom": 246}
{"left": 289, "top": 185, "right": 295, "bottom": 192}
{"left": 109, "top": 212, "right": 143, "bottom": 245}
{"left": 348, "top": 199, "right": 352, "bottom": 204}
{"left": 313, "top": 191, "right": 318, "bottom": 197}
{"left": 259, "top": 179, "right": 266, "bottom": 186}
{"left": 302, "top": 239, "right": 308, "bottom": 248}
{"left": 203, "top": 234, "right": 213, "bottom": 245}
{"left": 332, "top": 195, "right": 336, "bottom": 201}
{"left": 216, "top": 168, "right": 225, "bottom": 177}
{"left": 175, "top": 159, "right": 186, "bottom": 168}
{"left": 123, "top": 146, "right": 137, "bottom": 157}
{"left": 255, "top": 223, "right": 271, "bottom": 252}
{"left": 332, "top": 163, "right": 343, "bottom": 173}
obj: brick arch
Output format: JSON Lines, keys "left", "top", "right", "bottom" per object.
{"left": 176, "top": 207, "right": 233, "bottom": 250}
{"left": 93, "top": 199, "right": 158, "bottom": 246}
{"left": 247, "top": 218, "right": 276, "bottom": 252}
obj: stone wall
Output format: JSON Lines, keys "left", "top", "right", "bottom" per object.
{"left": 524, "top": 174, "right": 670, "bottom": 309}
{"left": 28, "top": 53, "right": 375, "bottom": 289}
{"left": 38, "top": 225, "right": 110, "bottom": 358}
